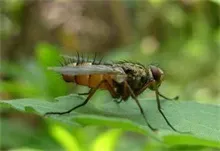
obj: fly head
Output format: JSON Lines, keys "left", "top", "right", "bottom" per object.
{"left": 148, "top": 65, "right": 164, "bottom": 90}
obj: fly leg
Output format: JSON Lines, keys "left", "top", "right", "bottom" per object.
{"left": 130, "top": 78, "right": 183, "bottom": 132}
{"left": 124, "top": 81, "right": 157, "bottom": 131}
{"left": 78, "top": 89, "right": 93, "bottom": 96}
{"left": 103, "top": 81, "right": 121, "bottom": 104}
{"left": 135, "top": 79, "right": 155, "bottom": 96}
{"left": 158, "top": 93, "right": 179, "bottom": 101}
{"left": 78, "top": 92, "right": 90, "bottom": 95}
{"left": 155, "top": 89, "right": 186, "bottom": 133}
{"left": 113, "top": 98, "right": 123, "bottom": 104}
{"left": 44, "top": 80, "right": 107, "bottom": 116}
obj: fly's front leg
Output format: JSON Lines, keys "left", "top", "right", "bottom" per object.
{"left": 155, "top": 89, "right": 189, "bottom": 133}
{"left": 135, "top": 79, "right": 155, "bottom": 96}
{"left": 44, "top": 80, "right": 106, "bottom": 116}
{"left": 158, "top": 92, "right": 179, "bottom": 101}
{"left": 124, "top": 81, "right": 157, "bottom": 131}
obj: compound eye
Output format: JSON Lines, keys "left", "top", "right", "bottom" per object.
{"left": 150, "top": 66, "right": 164, "bottom": 81}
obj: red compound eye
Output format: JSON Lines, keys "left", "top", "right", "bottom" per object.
{"left": 150, "top": 65, "right": 164, "bottom": 81}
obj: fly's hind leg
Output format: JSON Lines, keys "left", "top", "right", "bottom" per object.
{"left": 78, "top": 89, "right": 93, "bottom": 96}
{"left": 44, "top": 80, "right": 107, "bottom": 116}
{"left": 78, "top": 92, "right": 90, "bottom": 95}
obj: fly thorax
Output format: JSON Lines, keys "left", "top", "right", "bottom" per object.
{"left": 113, "top": 62, "right": 149, "bottom": 90}
{"left": 128, "top": 75, "right": 145, "bottom": 90}
{"left": 114, "top": 74, "right": 127, "bottom": 83}
{"left": 122, "top": 63, "right": 147, "bottom": 90}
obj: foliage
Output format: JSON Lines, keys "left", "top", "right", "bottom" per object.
{"left": 0, "top": 43, "right": 68, "bottom": 99}
{"left": 1, "top": 94, "right": 220, "bottom": 150}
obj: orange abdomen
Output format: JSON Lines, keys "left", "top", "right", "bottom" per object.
{"left": 62, "top": 74, "right": 114, "bottom": 90}
{"left": 77, "top": 74, "right": 114, "bottom": 90}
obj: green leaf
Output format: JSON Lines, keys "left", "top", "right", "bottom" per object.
{"left": 0, "top": 116, "right": 62, "bottom": 150}
{"left": 91, "top": 129, "right": 122, "bottom": 151}
{"left": 1, "top": 94, "right": 220, "bottom": 148}
{"left": 35, "top": 42, "right": 68, "bottom": 98}
{"left": 49, "top": 124, "right": 81, "bottom": 151}
{"left": 9, "top": 148, "right": 44, "bottom": 151}
{"left": 35, "top": 42, "right": 60, "bottom": 67}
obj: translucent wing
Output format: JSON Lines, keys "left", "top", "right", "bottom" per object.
{"left": 48, "top": 65, "right": 125, "bottom": 76}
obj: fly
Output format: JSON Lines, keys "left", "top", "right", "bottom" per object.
{"left": 45, "top": 53, "right": 181, "bottom": 132}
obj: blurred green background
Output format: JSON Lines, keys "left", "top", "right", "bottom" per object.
{"left": 0, "top": 0, "right": 220, "bottom": 150}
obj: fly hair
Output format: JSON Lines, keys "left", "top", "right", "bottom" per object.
{"left": 60, "top": 52, "right": 108, "bottom": 66}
